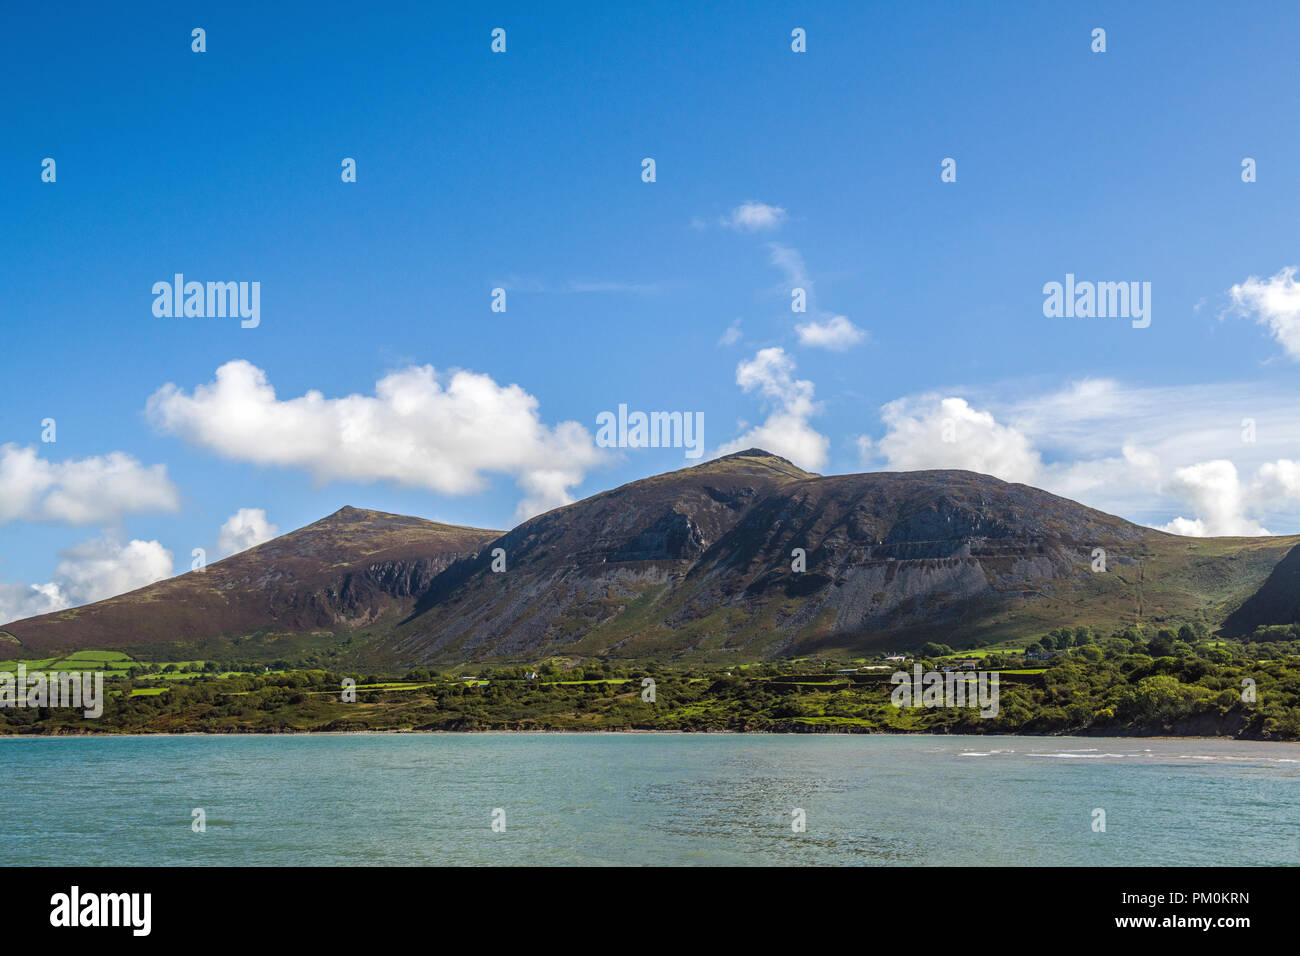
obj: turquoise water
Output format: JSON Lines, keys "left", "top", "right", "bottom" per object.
{"left": 2, "top": 734, "right": 1297, "bottom": 865}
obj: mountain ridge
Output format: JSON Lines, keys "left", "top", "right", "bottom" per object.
{"left": 0, "top": 506, "right": 501, "bottom": 659}
{"left": 4, "top": 450, "right": 1298, "bottom": 664}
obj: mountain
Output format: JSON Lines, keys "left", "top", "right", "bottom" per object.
{"left": 376, "top": 449, "right": 814, "bottom": 662}
{"left": 5, "top": 451, "right": 1298, "bottom": 666}
{"left": 0, "top": 507, "right": 499, "bottom": 660}
{"left": 370, "top": 450, "right": 1300, "bottom": 666}
{"left": 1220, "top": 541, "right": 1300, "bottom": 637}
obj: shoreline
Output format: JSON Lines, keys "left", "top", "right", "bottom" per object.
{"left": 1, "top": 728, "right": 1296, "bottom": 744}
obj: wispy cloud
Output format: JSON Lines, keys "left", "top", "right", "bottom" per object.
{"left": 722, "top": 201, "right": 787, "bottom": 232}
{"left": 696, "top": 201, "right": 788, "bottom": 233}
{"left": 716, "top": 347, "right": 828, "bottom": 470}
{"left": 767, "top": 244, "right": 867, "bottom": 351}
{"left": 717, "top": 318, "right": 743, "bottom": 347}
{"left": 767, "top": 242, "right": 811, "bottom": 291}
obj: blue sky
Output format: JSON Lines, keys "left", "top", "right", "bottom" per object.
{"left": 4, "top": 0, "right": 1300, "bottom": 621}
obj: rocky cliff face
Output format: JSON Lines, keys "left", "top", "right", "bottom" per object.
{"left": 372, "top": 450, "right": 1294, "bottom": 666}
{"left": 386, "top": 450, "right": 812, "bottom": 660}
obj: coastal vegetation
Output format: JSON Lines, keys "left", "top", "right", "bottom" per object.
{"left": 3, "top": 624, "right": 1299, "bottom": 740}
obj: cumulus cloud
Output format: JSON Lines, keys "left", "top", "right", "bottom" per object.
{"left": 0, "top": 581, "right": 64, "bottom": 626}
{"left": 1157, "top": 457, "right": 1300, "bottom": 537}
{"left": 51, "top": 538, "right": 175, "bottom": 605}
{"left": 1228, "top": 266, "right": 1300, "bottom": 359}
{"left": 1256, "top": 459, "right": 1300, "bottom": 499}
{"left": 218, "top": 508, "right": 280, "bottom": 556}
{"left": 859, "top": 380, "right": 1300, "bottom": 536}
{"left": 0, "top": 444, "right": 179, "bottom": 525}
{"left": 1156, "top": 461, "right": 1269, "bottom": 536}
{"left": 0, "top": 537, "right": 174, "bottom": 625}
{"left": 871, "top": 396, "right": 1042, "bottom": 483}
{"left": 146, "top": 360, "right": 605, "bottom": 520}
{"left": 723, "top": 201, "right": 787, "bottom": 232}
{"left": 716, "top": 348, "right": 829, "bottom": 470}
{"left": 796, "top": 315, "right": 867, "bottom": 351}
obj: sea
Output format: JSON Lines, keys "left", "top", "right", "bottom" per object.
{"left": 2, "top": 733, "right": 1296, "bottom": 866}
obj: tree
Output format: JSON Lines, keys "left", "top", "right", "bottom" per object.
{"left": 1148, "top": 630, "right": 1177, "bottom": 657}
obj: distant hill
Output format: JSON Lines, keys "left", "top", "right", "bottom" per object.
{"left": 5, "top": 451, "right": 1299, "bottom": 665}
{"left": 0, "top": 507, "right": 499, "bottom": 660}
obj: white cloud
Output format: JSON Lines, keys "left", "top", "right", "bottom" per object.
{"left": 724, "top": 201, "right": 787, "bottom": 232}
{"left": 218, "top": 508, "right": 280, "bottom": 556}
{"left": 0, "top": 444, "right": 179, "bottom": 525}
{"left": 871, "top": 396, "right": 1042, "bottom": 484}
{"left": 1156, "top": 460, "right": 1269, "bottom": 536}
{"left": 796, "top": 315, "right": 866, "bottom": 351}
{"left": 0, "top": 581, "right": 65, "bottom": 626}
{"left": 1160, "top": 516, "right": 1209, "bottom": 536}
{"left": 1256, "top": 459, "right": 1300, "bottom": 499}
{"left": 51, "top": 538, "right": 175, "bottom": 605}
{"left": 1228, "top": 266, "right": 1300, "bottom": 359}
{"left": 1043, "top": 444, "right": 1161, "bottom": 504}
{"left": 859, "top": 380, "right": 1300, "bottom": 536}
{"left": 0, "top": 537, "right": 174, "bottom": 625}
{"left": 1156, "top": 457, "right": 1300, "bottom": 537}
{"left": 146, "top": 360, "right": 605, "bottom": 520}
{"left": 716, "top": 347, "right": 829, "bottom": 470}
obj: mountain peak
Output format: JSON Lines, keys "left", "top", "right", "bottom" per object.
{"left": 717, "top": 447, "right": 784, "bottom": 462}
{"left": 327, "top": 505, "right": 373, "bottom": 520}
{"left": 311, "top": 505, "right": 416, "bottom": 528}
{"left": 701, "top": 447, "right": 817, "bottom": 478}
